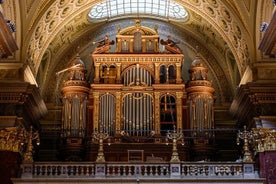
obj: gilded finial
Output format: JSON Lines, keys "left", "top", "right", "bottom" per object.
{"left": 76, "top": 46, "right": 81, "bottom": 56}
{"left": 195, "top": 46, "right": 199, "bottom": 56}
{"left": 117, "top": 25, "right": 121, "bottom": 33}
{"left": 154, "top": 25, "right": 158, "bottom": 33}
{"left": 135, "top": 19, "right": 141, "bottom": 27}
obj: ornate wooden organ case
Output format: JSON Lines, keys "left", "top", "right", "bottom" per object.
{"left": 61, "top": 21, "right": 215, "bottom": 161}
{"left": 90, "top": 21, "right": 186, "bottom": 139}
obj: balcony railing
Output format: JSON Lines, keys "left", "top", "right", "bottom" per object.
{"left": 22, "top": 161, "right": 255, "bottom": 179}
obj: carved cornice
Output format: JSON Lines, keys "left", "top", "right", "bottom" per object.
{"left": 230, "top": 82, "right": 276, "bottom": 126}
{"left": 92, "top": 54, "right": 184, "bottom": 64}
{"left": 0, "top": 82, "right": 47, "bottom": 126}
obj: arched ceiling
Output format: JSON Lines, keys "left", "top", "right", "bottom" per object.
{"left": 1, "top": 0, "right": 274, "bottom": 106}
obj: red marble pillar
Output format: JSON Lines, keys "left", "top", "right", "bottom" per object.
{"left": 259, "top": 151, "right": 276, "bottom": 184}
{"left": 0, "top": 151, "right": 21, "bottom": 184}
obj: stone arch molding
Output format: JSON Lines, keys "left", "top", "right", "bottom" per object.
{"left": 26, "top": 0, "right": 251, "bottom": 79}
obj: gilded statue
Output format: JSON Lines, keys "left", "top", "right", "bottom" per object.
{"left": 160, "top": 35, "right": 181, "bottom": 54}
{"left": 93, "top": 35, "right": 115, "bottom": 54}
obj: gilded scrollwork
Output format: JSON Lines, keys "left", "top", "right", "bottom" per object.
{"left": 252, "top": 128, "right": 276, "bottom": 153}
{"left": 0, "top": 126, "right": 39, "bottom": 161}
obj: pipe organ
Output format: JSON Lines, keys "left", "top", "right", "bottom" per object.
{"left": 60, "top": 55, "right": 90, "bottom": 160}
{"left": 91, "top": 20, "right": 185, "bottom": 139}
{"left": 186, "top": 51, "right": 215, "bottom": 160}
{"left": 186, "top": 52, "right": 215, "bottom": 136}
{"left": 60, "top": 20, "right": 216, "bottom": 161}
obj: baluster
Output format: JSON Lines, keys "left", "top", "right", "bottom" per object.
{"left": 91, "top": 165, "right": 95, "bottom": 176}
{"left": 147, "top": 165, "right": 152, "bottom": 176}
{"left": 76, "top": 166, "right": 79, "bottom": 176}
{"left": 149, "top": 165, "right": 153, "bottom": 176}
{"left": 194, "top": 165, "right": 198, "bottom": 176}
{"left": 237, "top": 165, "right": 242, "bottom": 176}
{"left": 63, "top": 166, "right": 67, "bottom": 176}
{"left": 141, "top": 165, "right": 145, "bottom": 176}
{"left": 85, "top": 166, "right": 88, "bottom": 176}
{"left": 225, "top": 166, "right": 230, "bottom": 175}
{"left": 192, "top": 165, "right": 196, "bottom": 176}
{"left": 199, "top": 166, "right": 203, "bottom": 176}
{"left": 220, "top": 166, "right": 224, "bottom": 176}
{"left": 167, "top": 165, "right": 170, "bottom": 176}
{"left": 205, "top": 165, "right": 209, "bottom": 176}
{"left": 112, "top": 166, "right": 116, "bottom": 176}
{"left": 215, "top": 166, "right": 219, "bottom": 175}
{"left": 127, "top": 165, "right": 131, "bottom": 176}
{"left": 122, "top": 165, "right": 126, "bottom": 176}
{"left": 80, "top": 166, "right": 84, "bottom": 176}
{"left": 45, "top": 165, "right": 48, "bottom": 176}
{"left": 106, "top": 165, "right": 110, "bottom": 176}
{"left": 127, "top": 165, "right": 130, "bottom": 176}
{"left": 179, "top": 165, "right": 183, "bottom": 176}
{"left": 56, "top": 166, "right": 60, "bottom": 176}
{"left": 60, "top": 166, "right": 64, "bottom": 176}
{"left": 38, "top": 165, "right": 42, "bottom": 176}
{"left": 152, "top": 165, "right": 156, "bottom": 176}
{"left": 157, "top": 166, "right": 161, "bottom": 176}
{"left": 209, "top": 165, "right": 214, "bottom": 176}
{"left": 144, "top": 166, "right": 148, "bottom": 176}
{"left": 118, "top": 166, "right": 121, "bottom": 176}
{"left": 74, "top": 166, "right": 77, "bottom": 176}
{"left": 68, "top": 166, "right": 71, "bottom": 176}
{"left": 33, "top": 165, "right": 37, "bottom": 176}
{"left": 185, "top": 165, "right": 189, "bottom": 176}
{"left": 52, "top": 165, "right": 56, "bottom": 176}
{"left": 48, "top": 165, "right": 52, "bottom": 176}
{"left": 230, "top": 165, "right": 234, "bottom": 176}
{"left": 189, "top": 166, "right": 193, "bottom": 176}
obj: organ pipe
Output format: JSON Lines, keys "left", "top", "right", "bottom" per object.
{"left": 186, "top": 51, "right": 215, "bottom": 138}
{"left": 61, "top": 55, "right": 90, "bottom": 139}
{"left": 122, "top": 93, "right": 153, "bottom": 136}
{"left": 98, "top": 94, "right": 116, "bottom": 135}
